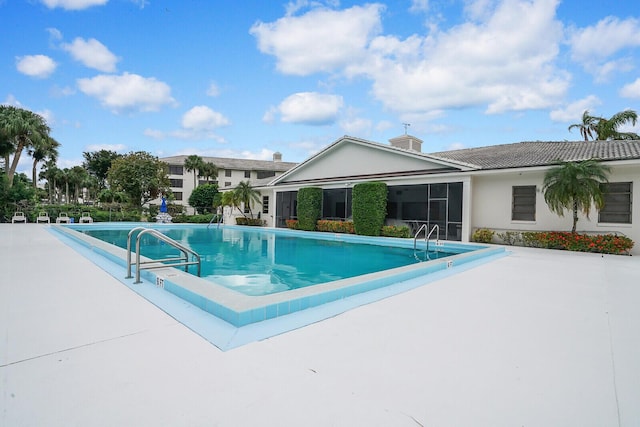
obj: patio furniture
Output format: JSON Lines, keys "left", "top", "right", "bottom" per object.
{"left": 56, "top": 212, "right": 71, "bottom": 224}
{"left": 36, "top": 212, "right": 50, "bottom": 223}
{"left": 11, "top": 212, "right": 27, "bottom": 223}
{"left": 79, "top": 212, "right": 93, "bottom": 223}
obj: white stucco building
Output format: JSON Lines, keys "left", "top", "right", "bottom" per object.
{"left": 160, "top": 153, "right": 297, "bottom": 214}
{"left": 252, "top": 135, "right": 639, "bottom": 255}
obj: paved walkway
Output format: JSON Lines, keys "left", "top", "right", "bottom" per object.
{"left": 1, "top": 224, "right": 639, "bottom": 426}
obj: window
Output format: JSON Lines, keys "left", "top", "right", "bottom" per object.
{"left": 244, "top": 170, "right": 251, "bottom": 178}
{"left": 224, "top": 182, "right": 232, "bottom": 187}
{"left": 262, "top": 195, "right": 269, "bottom": 214}
{"left": 257, "top": 170, "right": 276, "bottom": 179}
{"left": 173, "top": 192, "right": 183, "bottom": 201}
{"left": 599, "top": 182, "right": 632, "bottom": 224}
{"left": 169, "top": 165, "right": 183, "bottom": 175}
{"left": 225, "top": 170, "right": 232, "bottom": 177}
{"left": 169, "top": 179, "right": 183, "bottom": 188}
{"left": 512, "top": 186, "right": 536, "bottom": 221}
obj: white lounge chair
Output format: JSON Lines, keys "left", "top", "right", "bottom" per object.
{"left": 56, "top": 212, "right": 71, "bottom": 223}
{"left": 11, "top": 212, "right": 26, "bottom": 223}
{"left": 36, "top": 211, "right": 50, "bottom": 223}
{"left": 79, "top": 212, "right": 93, "bottom": 223}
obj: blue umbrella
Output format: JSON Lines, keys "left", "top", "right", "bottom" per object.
{"left": 160, "top": 197, "right": 167, "bottom": 213}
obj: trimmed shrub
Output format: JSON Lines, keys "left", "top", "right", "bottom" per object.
{"left": 235, "top": 217, "right": 264, "bottom": 226}
{"left": 316, "top": 220, "right": 355, "bottom": 234}
{"left": 472, "top": 228, "right": 495, "bottom": 243}
{"left": 381, "top": 225, "right": 411, "bottom": 238}
{"left": 352, "top": 182, "right": 387, "bottom": 236}
{"left": 285, "top": 219, "right": 299, "bottom": 229}
{"left": 297, "top": 187, "right": 322, "bottom": 231}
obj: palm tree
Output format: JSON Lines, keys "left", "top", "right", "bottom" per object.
{"left": 200, "top": 161, "right": 218, "bottom": 183}
{"left": 595, "top": 110, "right": 639, "bottom": 140}
{"left": 542, "top": 159, "right": 611, "bottom": 233}
{"left": 29, "top": 135, "right": 60, "bottom": 189}
{"left": 569, "top": 109, "right": 639, "bottom": 141}
{"left": 233, "top": 180, "right": 261, "bottom": 218}
{"left": 568, "top": 110, "right": 601, "bottom": 141}
{"left": 0, "top": 106, "right": 51, "bottom": 187}
{"left": 39, "top": 159, "right": 61, "bottom": 203}
{"left": 184, "top": 155, "right": 203, "bottom": 189}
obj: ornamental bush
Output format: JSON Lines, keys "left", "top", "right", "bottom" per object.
{"left": 316, "top": 220, "right": 355, "bottom": 234}
{"left": 381, "top": 225, "right": 411, "bottom": 238}
{"left": 297, "top": 187, "right": 322, "bottom": 231}
{"left": 352, "top": 182, "right": 387, "bottom": 236}
{"left": 472, "top": 228, "right": 495, "bottom": 243}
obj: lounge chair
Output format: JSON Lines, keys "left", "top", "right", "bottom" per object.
{"left": 11, "top": 212, "right": 27, "bottom": 223}
{"left": 36, "top": 212, "right": 50, "bottom": 223}
{"left": 79, "top": 212, "right": 93, "bottom": 223}
{"left": 56, "top": 212, "right": 71, "bottom": 223}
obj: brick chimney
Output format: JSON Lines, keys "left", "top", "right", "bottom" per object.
{"left": 389, "top": 134, "right": 423, "bottom": 152}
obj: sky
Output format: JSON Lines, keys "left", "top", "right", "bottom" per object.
{"left": 2, "top": 0, "right": 640, "bottom": 178}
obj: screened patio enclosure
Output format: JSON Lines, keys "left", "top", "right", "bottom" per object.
{"left": 275, "top": 183, "right": 463, "bottom": 240}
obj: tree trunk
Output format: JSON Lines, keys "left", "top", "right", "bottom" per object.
{"left": 7, "top": 139, "right": 26, "bottom": 188}
{"left": 572, "top": 201, "right": 578, "bottom": 234}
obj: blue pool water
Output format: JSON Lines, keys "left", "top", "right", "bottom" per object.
{"left": 77, "top": 226, "right": 461, "bottom": 296}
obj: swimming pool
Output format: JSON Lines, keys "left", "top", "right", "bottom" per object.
{"left": 75, "top": 225, "right": 462, "bottom": 296}
{"left": 51, "top": 223, "right": 506, "bottom": 349}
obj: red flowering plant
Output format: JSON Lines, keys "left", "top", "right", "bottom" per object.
{"left": 285, "top": 219, "right": 299, "bottom": 229}
{"left": 316, "top": 219, "right": 355, "bottom": 234}
{"left": 528, "top": 231, "right": 633, "bottom": 255}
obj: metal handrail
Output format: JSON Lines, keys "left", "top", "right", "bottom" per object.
{"left": 413, "top": 224, "right": 440, "bottom": 261}
{"left": 126, "top": 227, "right": 201, "bottom": 284}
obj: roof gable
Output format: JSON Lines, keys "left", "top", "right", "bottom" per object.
{"left": 274, "top": 136, "right": 470, "bottom": 185}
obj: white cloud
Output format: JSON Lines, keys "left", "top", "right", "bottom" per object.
{"left": 181, "top": 106, "right": 230, "bottom": 130}
{"left": 40, "top": 0, "right": 108, "bottom": 10}
{"left": 569, "top": 16, "right": 640, "bottom": 65}
{"left": 360, "top": 0, "right": 568, "bottom": 114}
{"left": 15, "top": 55, "right": 57, "bottom": 78}
{"left": 3, "top": 94, "right": 23, "bottom": 107}
{"left": 340, "top": 117, "right": 372, "bottom": 136}
{"left": 206, "top": 82, "right": 220, "bottom": 97}
{"left": 409, "top": 0, "right": 429, "bottom": 13}
{"left": 62, "top": 37, "right": 119, "bottom": 72}
{"left": 253, "top": 0, "right": 569, "bottom": 116}
{"left": 277, "top": 92, "right": 344, "bottom": 125}
{"left": 77, "top": 72, "right": 176, "bottom": 113}
{"left": 145, "top": 106, "right": 230, "bottom": 142}
{"left": 549, "top": 95, "right": 601, "bottom": 122}
{"left": 251, "top": 4, "right": 384, "bottom": 75}
{"left": 620, "top": 78, "right": 640, "bottom": 99}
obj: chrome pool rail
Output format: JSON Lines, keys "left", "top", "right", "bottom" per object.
{"left": 413, "top": 224, "right": 441, "bottom": 261}
{"left": 125, "top": 226, "right": 201, "bottom": 284}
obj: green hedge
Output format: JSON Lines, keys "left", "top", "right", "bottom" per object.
{"left": 352, "top": 182, "right": 387, "bottom": 236}
{"left": 297, "top": 187, "right": 322, "bottom": 231}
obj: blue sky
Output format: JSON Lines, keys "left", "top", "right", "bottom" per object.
{"left": 2, "top": 0, "right": 639, "bottom": 177}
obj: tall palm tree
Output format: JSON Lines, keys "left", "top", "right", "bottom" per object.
{"left": 200, "top": 161, "right": 218, "bottom": 183}
{"left": 68, "top": 166, "right": 89, "bottom": 203}
{"left": 184, "top": 154, "right": 203, "bottom": 189}
{"left": 0, "top": 106, "right": 51, "bottom": 187}
{"left": 568, "top": 110, "right": 601, "bottom": 141}
{"left": 542, "top": 159, "right": 611, "bottom": 233}
{"left": 569, "top": 109, "right": 639, "bottom": 141}
{"left": 39, "top": 159, "right": 61, "bottom": 203}
{"left": 595, "top": 110, "right": 639, "bottom": 140}
{"left": 29, "top": 135, "right": 60, "bottom": 189}
{"left": 233, "top": 180, "right": 261, "bottom": 218}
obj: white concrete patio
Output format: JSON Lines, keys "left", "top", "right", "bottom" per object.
{"left": 1, "top": 224, "right": 639, "bottom": 426}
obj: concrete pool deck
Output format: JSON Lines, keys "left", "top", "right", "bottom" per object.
{"left": 1, "top": 224, "right": 639, "bottom": 426}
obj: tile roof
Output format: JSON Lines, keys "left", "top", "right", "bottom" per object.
{"left": 429, "top": 140, "right": 640, "bottom": 170}
{"left": 161, "top": 155, "right": 297, "bottom": 172}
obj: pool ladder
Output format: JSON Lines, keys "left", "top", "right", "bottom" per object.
{"left": 126, "top": 227, "right": 201, "bottom": 284}
{"left": 413, "top": 224, "right": 441, "bottom": 261}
